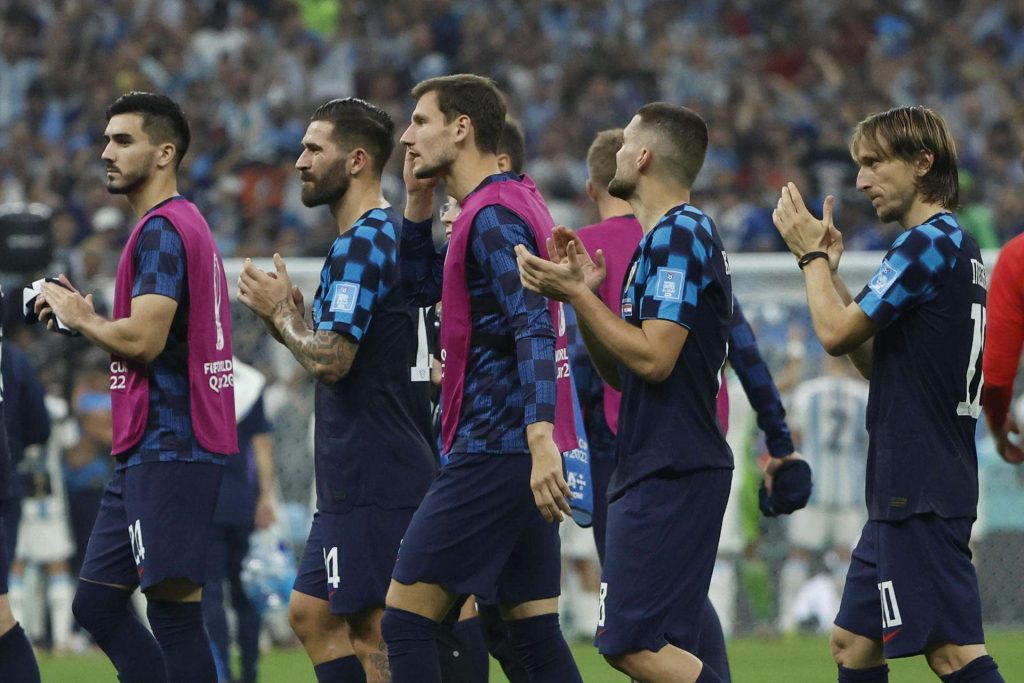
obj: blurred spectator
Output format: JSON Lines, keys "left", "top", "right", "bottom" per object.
{"left": 0, "top": 339, "right": 50, "bottom": 579}
{"left": 0, "top": 0, "right": 1020, "bottom": 258}
{"left": 62, "top": 390, "right": 113, "bottom": 581}
{"left": 9, "top": 393, "right": 78, "bottom": 654}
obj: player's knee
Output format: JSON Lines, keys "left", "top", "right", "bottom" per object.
{"left": 71, "top": 581, "right": 127, "bottom": 637}
{"left": 288, "top": 599, "right": 317, "bottom": 642}
{"left": 924, "top": 643, "right": 989, "bottom": 676}
{"left": 830, "top": 626, "right": 882, "bottom": 667}
{"left": 603, "top": 651, "right": 644, "bottom": 678}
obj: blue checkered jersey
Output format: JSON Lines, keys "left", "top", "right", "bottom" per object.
{"left": 609, "top": 203, "right": 733, "bottom": 500}
{"left": 854, "top": 212, "right": 986, "bottom": 521}
{"left": 118, "top": 201, "right": 223, "bottom": 469}
{"left": 311, "top": 207, "right": 435, "bottom": 513}
{"left": 401, "top": 174, "right": 557, "bottom": 455}
{"left": 728, "top": 299, "right": 795, "bottom": 457}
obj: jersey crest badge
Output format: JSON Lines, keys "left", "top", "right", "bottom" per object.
{"left": 328, "top": 282, "right": 359, "bottom": 314}
{"left": 653, "top": 268, "right": 685, "bottom": 302}
{"left": 869, "top": 261, "right": 899, "bottom": 296}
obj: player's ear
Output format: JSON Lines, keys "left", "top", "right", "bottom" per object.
{"left": 156, "top": 142, "right": 176, "bottom": 169}
{"left": 637, "top": 147, "right": 653, "bottom": 174}
{"left": 914, "top": 150, "right": 934, "bottom": 177}
{"left": 585, "top": 179, "right": 598, "bottom": 202}
{"left": 349, "top": 148, "right": 369, "bottom": 176}
{"left": 452, "top": 113, "right": 471, "bottom": 145}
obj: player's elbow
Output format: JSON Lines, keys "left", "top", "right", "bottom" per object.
{"left": 820, "top": 330, "right": 861, "bottom": 357}
{"left": 312, "top": 362, "right": 351, "bottom": 385}
{"left": 132, "top": 338, "right": 168, "bottom": 364}
{"left": 636, "top": 357, "right": 674, "bottom": 384}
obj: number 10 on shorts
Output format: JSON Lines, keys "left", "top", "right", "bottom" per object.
{"left": 128, "top": 519, "right": 145, "bottom": 566}
{"left": 878, "top": 580, "right": 902, "bottom": 628}
{"left": 323, "top": 546, "right": 341, "bottom": 589}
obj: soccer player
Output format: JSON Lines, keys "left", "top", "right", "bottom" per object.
{"left": 497, "top": 116, "right": 526, "bottom": 176}
{"left": 237, "top": 97, "right": 436, "bottom": 683}
{"left": 383, "top": 73, "right": 581, "bottom": 683}
{"left": 0, "top": 286, "right": 41, "bottom": 682}
{"left": 982, "top": 231, "right": 1024, "bottom": 465}
{"left": 518, "top": 103, "right": 735, "bottom": 683}
{"left": 35, "top": 92, "right": 237, "bottom": 683}
{"left": 575, "top": 127, "right": 804, "bottom": 681}
{"left": 781, "top": 355, "right": 868, "bottom": 633}
{"left": 772, "top": 105, "right": 1004, "bottom": 683}
{"left": 202, "top": 357, "right": 276, "bottom": 683}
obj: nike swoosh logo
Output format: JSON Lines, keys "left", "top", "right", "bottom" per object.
{"left": 883, "top": 628, "right": 901, "bottom": 644}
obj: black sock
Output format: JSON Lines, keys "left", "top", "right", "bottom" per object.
{"left": 380, "top": 607, "right": 441, "bottom": 683}
{"left": 313, "top": 654, "right": 367, "bottom": 682}
{"left": 945, "top": 655, "right": 1004, "bottom": 683}
{"left": 437, "top": 616, "right": 489, "bottom": 682}
{"left": 72, "top": 581, "right": 166, "bottom": 683}
{"left": 0, "top": 623, "right": 40, "bottom": 683}
{"left": 505, "top": 613, "right": 583, "bottom": 683}
{"left": 147, "top": 600, "right": 216, "bottom": 683}
{"left": 478, "top": 601, "right": 528, "bottom": 683}
{"left": 838, "top": 664, "right": 890, "bottom": 682}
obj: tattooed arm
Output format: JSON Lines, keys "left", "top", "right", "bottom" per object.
{"left": 238, "top": 254, "right": 359, "bottom": 384}
{"left": 272, "top": 299, "right": 358, "bottom": 384}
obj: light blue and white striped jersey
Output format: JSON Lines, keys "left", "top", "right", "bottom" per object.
{"left": 790, "top": 375, "right": 869, "bottom": 508}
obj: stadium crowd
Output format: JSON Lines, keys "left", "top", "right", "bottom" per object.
{"left": 1, "top": 0, "right": 1023, "bottom": 263}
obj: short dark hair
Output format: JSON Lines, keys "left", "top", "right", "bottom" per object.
{"left": 310, "top": 97, "right": 396, "bottom": 174}
{"left": 410, "top": 74, "right": 507, "bottom": 154}
{"left": 850, "top": 106, "right": 959, "bottom": 210}
{"left": 106, "top": 92, "right": 191, "bottom": 167}
{"left": 587, "top": 129, "right": 624, "bottom": 191}
{"left": 497, "top": 116, "right": 526, "bottom": 174}
{"left": 635, "top": 103, "right": 708, "bottom": 188}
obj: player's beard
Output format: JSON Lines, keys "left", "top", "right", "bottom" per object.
{"left": 876, "top": 185, "right": 916, "bottom": 225}
{"left": 607, "top": 169, "right": 637, "bottom": 202}
{"left": 301, "top": 157, "right": 350, "bottom": 207}
{"left": 413, "top": 145, "right": 456, "bottom": 179}
{"left": 106, "top": 165, "right": 151, "bottom": 196}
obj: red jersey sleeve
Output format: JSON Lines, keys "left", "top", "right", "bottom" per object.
{"left": 982, "top": 235, "right": 1024, "bottom": 430}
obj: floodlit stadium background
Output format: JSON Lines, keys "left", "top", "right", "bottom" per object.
{"left": 2, "top": 1, "right": 1023, "bottom": 681}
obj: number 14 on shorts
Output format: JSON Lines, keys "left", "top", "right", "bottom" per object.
{"left": 323, "top": 546, "right": 341, "bottom": 589}
{"left": 128, "top": 519, "right": 146, "bottom": 565}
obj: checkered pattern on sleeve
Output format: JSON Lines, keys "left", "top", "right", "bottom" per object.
{"left": 855, "top": 213, "right": 959, "bottom": 329}
{"left": 131, "top": 216, "right": 185, "bottom": 300}
{"left": 312, "top": 208, "right": 398, "bottom": 342}
{"left": 637, "top": 204, "right": 717, "bottom": 329}
{"left": 400, "top": 217, "right": 445, "bottom": 307}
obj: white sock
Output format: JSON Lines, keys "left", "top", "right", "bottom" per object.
{"left": 47, "top": 572, "right": 75, "bottom": 650}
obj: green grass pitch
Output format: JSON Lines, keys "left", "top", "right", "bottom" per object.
{"left": 37, "top": 630, "right": 1023, "bottom": 682}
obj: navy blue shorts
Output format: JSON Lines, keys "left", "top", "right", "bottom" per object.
{"left": 596, "top": 469, "right": 731, "bottom": 657}
{"left": 80, "top": 461, "right": 222, "bottom": 591}
{"left": 391, "top": 452, "right": 561, "bottom": 606}
{"left": 293, "top": 506, "right": 415, "bottom": 615}
{"left": 835, "top": 515, "right": 985, "bottom": 658}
